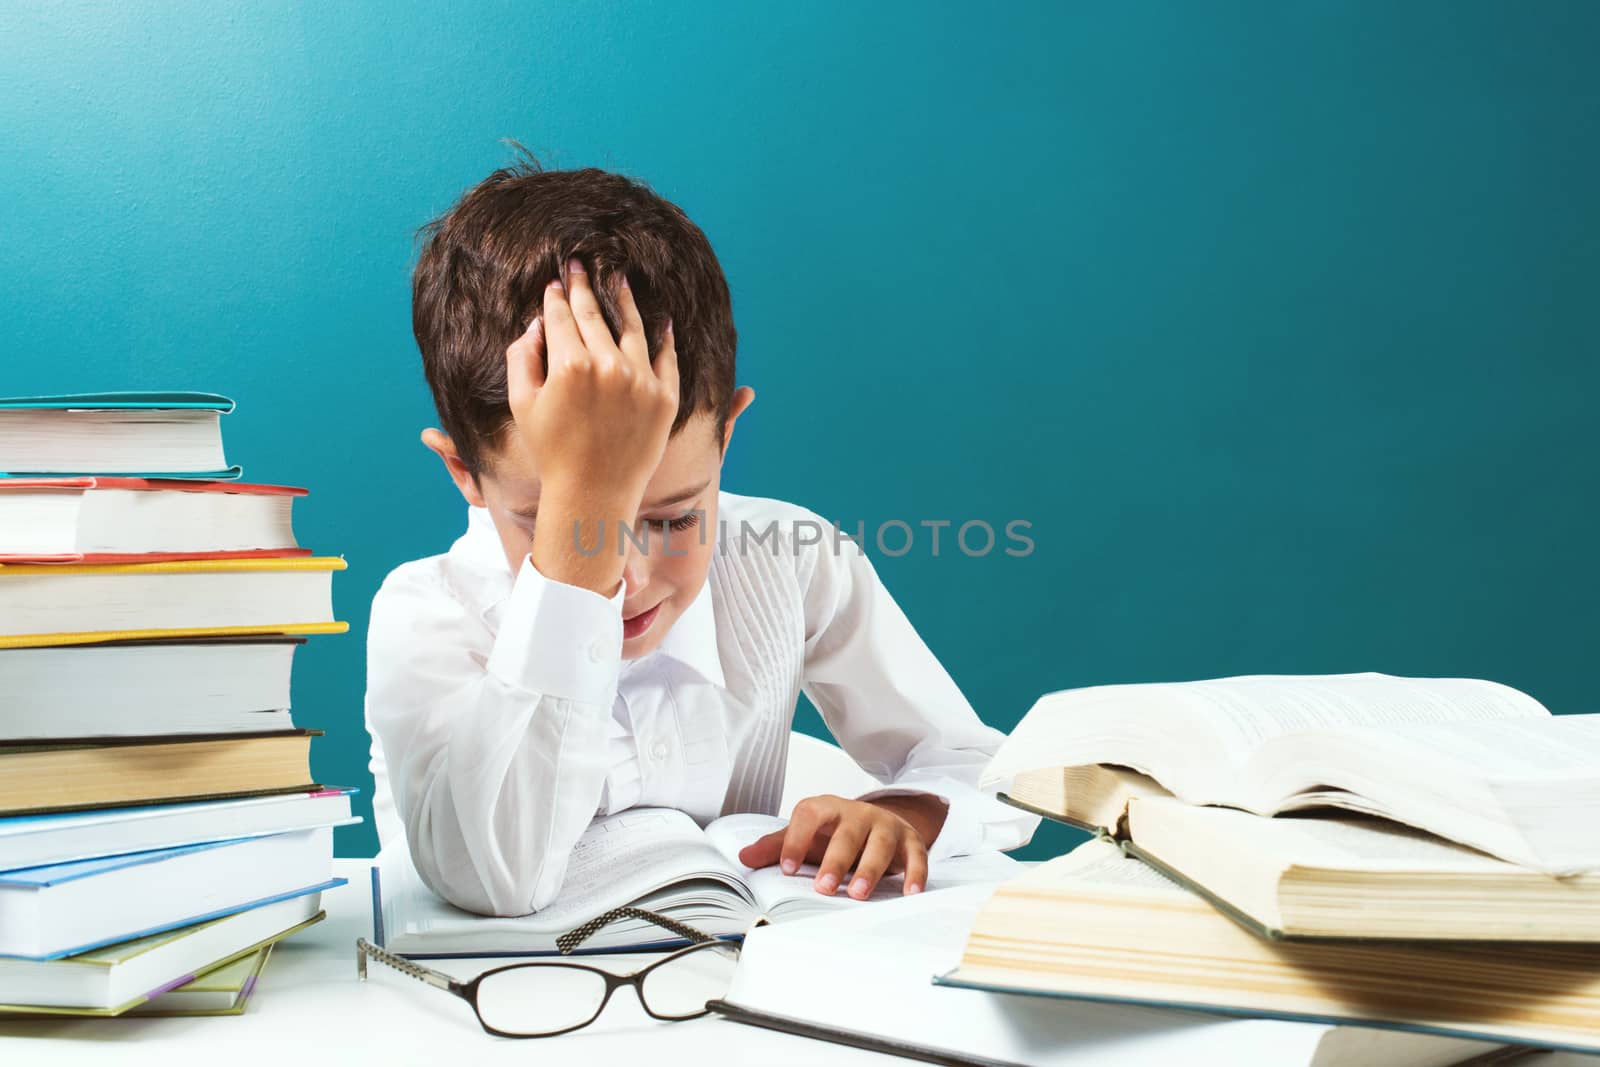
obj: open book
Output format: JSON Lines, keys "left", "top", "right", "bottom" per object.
{"left": 375, "top": 807, "right": 1019, "bottom": 957}
{"left": 940, "top": 840, "right": 1600, "bottom": 1055}
{"left": 981, "top": 673, "right": 1600, "bottom": 875}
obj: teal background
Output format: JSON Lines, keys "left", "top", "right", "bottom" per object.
{"left": 2, "top": 3, "right": 1596, "bottom": 861}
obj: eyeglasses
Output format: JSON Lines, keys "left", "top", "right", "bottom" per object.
{"left": 356, "top": 906, "right": 745, "bottom": 1038}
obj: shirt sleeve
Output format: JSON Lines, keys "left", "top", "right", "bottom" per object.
{"left": 793, "top": 511, "right": 1041, "bottom": 861}
{"left": 364, "top": 556, "right": 625, "bottom": 916}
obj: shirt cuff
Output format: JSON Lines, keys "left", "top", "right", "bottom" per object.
{"left": 485, "top": 555, "right": 625, "bottom": 706}
{"left": 858, "top": 774, "right": 1031, "bottom": 861}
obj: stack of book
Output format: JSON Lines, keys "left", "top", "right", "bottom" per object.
{"left": 945, "top": 673, "right": 1600, "bottom": 1056}
{"left": 0, "top": 392, "right": 356, "bottom": 1018}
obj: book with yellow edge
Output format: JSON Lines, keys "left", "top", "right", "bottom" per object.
{"left": 0, "top": 555, "right": 347, "bottom": 649}
{"left": 941, "top": 840, "right": 1600, "bottom": 1055}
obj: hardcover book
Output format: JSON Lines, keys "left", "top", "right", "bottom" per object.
{"left": 0, "top": 393, "right": 241, "bottom": 479}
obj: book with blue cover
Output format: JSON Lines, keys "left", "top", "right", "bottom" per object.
{"left": 0, "top": 889, "right": 331, "bottom": 1014}
{"left": 0, "top": 392, "right": 241, "bottom": 479}
{"left": 0, "top": 787, "right": 357, "bottom": 871}
{"left": 0, "top": 826, "right": 338, "bottom": 959}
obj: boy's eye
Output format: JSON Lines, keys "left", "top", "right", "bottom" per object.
{"left": 652, "top": 512, "right": 700, "bottom": 533}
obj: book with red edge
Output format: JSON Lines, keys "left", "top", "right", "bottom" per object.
{"left": 0, "top": 477, "right": 308, "bottom": 563}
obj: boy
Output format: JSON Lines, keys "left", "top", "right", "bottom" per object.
{"left": 365, "top": 160, "right": 1037, "bottom": 917}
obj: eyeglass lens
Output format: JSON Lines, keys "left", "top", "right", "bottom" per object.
{"left": 474, "top": 963, "right": 609, "bottom": 1036}
{"left": 640, "top": 941, "right": 742, "bottom": 1019}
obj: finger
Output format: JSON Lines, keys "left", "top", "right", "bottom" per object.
{"left": 846, "top": 826, "right": 898, "bottom": 900}
{"left": 814, "top": 820, "right": 867, "bottom": 896}
{"left": 737, "top": 828, "right": 786, "bottom": 870}
{"left": 901, "top": 838, "right": 929, "bottom": 896}
{"left": 780, "top": 800, "right": 832, "bottom": 877}
{"left": 653, "top": 318, "right": 680, "bottom": 395}
{"left": 563, "top": 255, "right": 621, "bottom": 359}
{"left": 610, "top": 270, "right": 650, "bottom": 371}
{"left": 541, "top": 277, "right": 584, "bottom": 371}
{"left": 504, "top": 316, "right": 546, "bottom": 418}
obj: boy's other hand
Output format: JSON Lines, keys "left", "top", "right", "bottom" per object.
{"left": 737, "top": 793, "right": 948, "bottom": 900}
{"left": 507, "top": 257, "right": 679, "bottom": 507}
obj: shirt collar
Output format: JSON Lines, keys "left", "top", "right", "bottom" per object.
{"left": 456, "top": 504, "right": 726, "bottom": 690}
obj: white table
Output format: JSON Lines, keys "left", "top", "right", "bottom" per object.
{"left": 1, "top": 859, "right": 1592, "bottom": 1067}
{"left": 0, "top": 859, "right": 900, "bottom": 1067}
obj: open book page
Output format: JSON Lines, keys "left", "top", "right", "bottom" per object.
{"left": 1252, "top": 714, "right": 1600, "bottom": 873}
{"left": 703, "top": 812, "right": 1023, "bottom": 917}
{"left": 1129, "top": 797, "right": 1528, "bottom": 874}
{"left": 983, "top": 673, "right": 1549, "bottom": 804}
{"left": 378, "top": 807, "right": 754, "bottom": 953}
{"left": 1011, "top": 838, "right": 1184, "bottom": 896}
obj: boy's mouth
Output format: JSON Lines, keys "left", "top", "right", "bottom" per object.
{"left": 622, "top": 602, "right": 662, "bottom": 641}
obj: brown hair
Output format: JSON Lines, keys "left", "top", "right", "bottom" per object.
{"left": 411, "top": 151, "right": 737, "bottom": 475}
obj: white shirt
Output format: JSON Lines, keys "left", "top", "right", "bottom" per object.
{"left": 364, "top": 490, "right": 1038, "bottom": 916}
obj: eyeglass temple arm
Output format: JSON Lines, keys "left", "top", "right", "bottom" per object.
{"left": 555, "top": 906, "right": 716, "bottom": 955}
{"left": 357, "top": 937, "right": 461, "bottom": 992}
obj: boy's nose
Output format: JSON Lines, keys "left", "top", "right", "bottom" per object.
{"left": 621, "top": 535, "right": 650, "bottom": 598}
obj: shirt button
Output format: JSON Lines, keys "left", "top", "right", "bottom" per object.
{"left": 650, "top": 740, "right": 671, "bottom": 761}
{"left": 588, "top": 638, "right": 609, "bottom": 663}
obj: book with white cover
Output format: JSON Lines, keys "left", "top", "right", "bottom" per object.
{"left": 0, "top": 637, "right": 302, "bottom": 740}
{"left": 711, "top": 883, "right": 1510, "bottom": 1067}
{"left": 377, "top": 806, "right": 1020, "bottom": 957}
{"left": 0, "top": 890, "right": 328, "bottom": 1012}
{"left": 983, "top": 672, "right": 1600, "bottom": 874}
{"left": 0, "top": 478, "right": 303, "bottom": 562}
{"left": 0, "top": 826, "right": 339, "bottom": 958}
{"left": 0, "top": 393, "right": 237, "bottom": 479}
{"left": 0, "top": 788, "right": 356, "bottom": 872}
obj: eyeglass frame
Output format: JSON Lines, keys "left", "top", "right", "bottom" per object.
{"left": 355, "top": 905, "right": 751, "bottom": 1039}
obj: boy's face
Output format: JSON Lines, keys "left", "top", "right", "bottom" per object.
{"left": 427, "top": 390, "right": 752, "bottom": 661}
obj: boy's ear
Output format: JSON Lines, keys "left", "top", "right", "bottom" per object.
{"left": 420, "top": 428, "right": 488, "bottom": 509}
{"left": 722, "top": 386, "right": 756, "bottom": 453}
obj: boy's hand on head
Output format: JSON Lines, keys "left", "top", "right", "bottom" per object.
{"left": 508, "top": 256, "right": 678, "bottom": 503}
{"left": 737, "top": 793, "right": 948, "bottom": 900}
{"left": 504, "top": 256, "right": 679, "bottom": 594}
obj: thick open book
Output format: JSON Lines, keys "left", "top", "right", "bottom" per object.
{"left": 982, "top": 673, "right": 1600, "bottom": 875}
{"left": 998, "top": 762, "right": 1600, "bottom": 941}
{"left": 375, "top": 806, "right": 1018, "bottom": 956}
{"left": 940, "top": 840, "right": 1600, "bottom": 1055}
